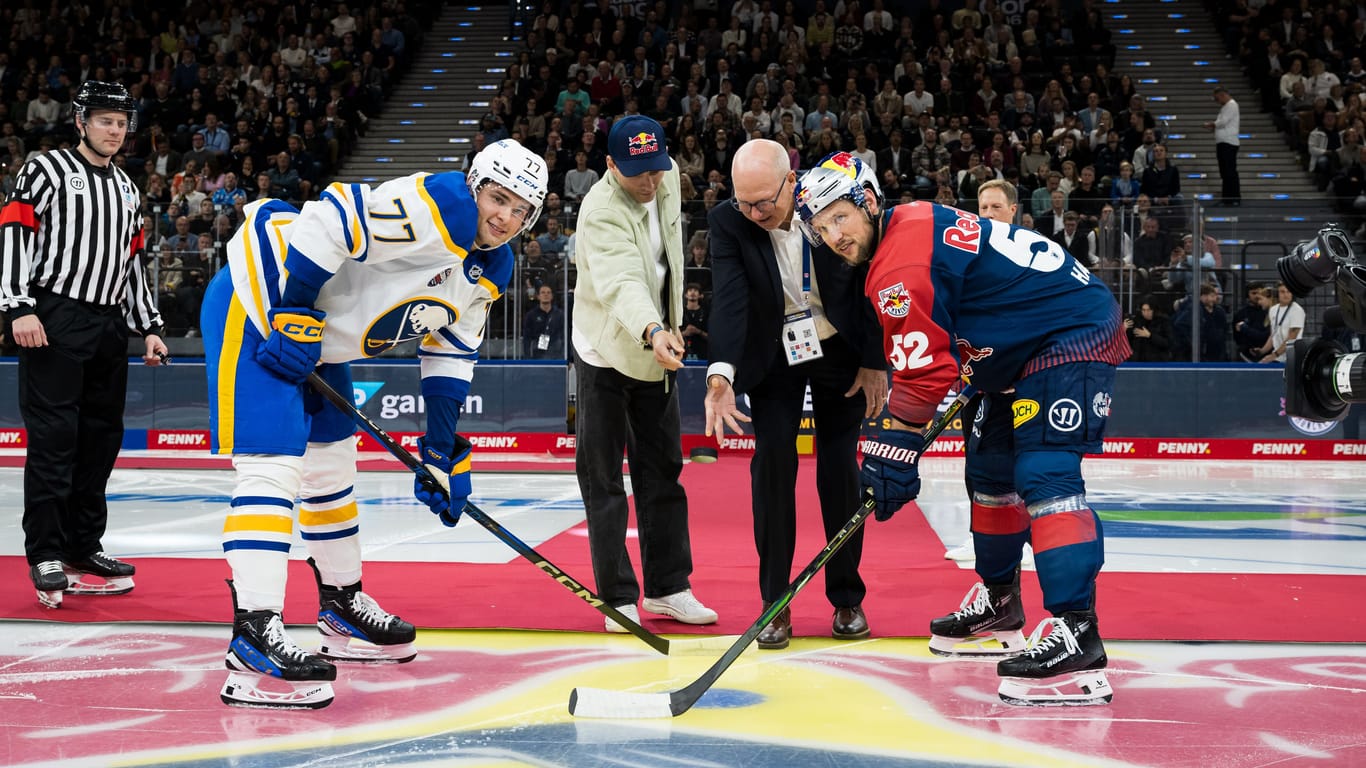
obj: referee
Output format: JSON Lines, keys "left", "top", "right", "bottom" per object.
{"left": 0, "top": 80, "right": 168, "bottom": 608}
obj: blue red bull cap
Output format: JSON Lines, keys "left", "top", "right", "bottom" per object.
{"left": 607, "top": 115, "right": 672, "bottom": 177}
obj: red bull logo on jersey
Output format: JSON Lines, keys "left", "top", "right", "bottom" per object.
{"left": 955, "top": 338, "right": 994, "bottom": 377}
{"left": 877, "top": 282, "right": 911, "bottom": 317}
{"left": 626, "top": 132, "right": 660, "bottom": 156}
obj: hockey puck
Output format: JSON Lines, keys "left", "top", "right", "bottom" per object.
{"left": 689, "top": 446, "right": 719, "bottom": 463}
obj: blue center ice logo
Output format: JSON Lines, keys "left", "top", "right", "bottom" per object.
{"left": 362, "top": 299, "right": 459, "bottom": 356}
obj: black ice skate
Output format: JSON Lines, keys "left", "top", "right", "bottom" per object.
{"left": 221, "top": 580, "right": 337, "bottom": 709}
{"left": 310, "top": 558, "right": 417, "bottom": 663}
{"left": 63, "top": 551, "right": 136, "bottom": 596}
{"left": 30, "top": 561, "right": 68, "bottom": 609}
{"left": 996, "top": 610, "right": 1112, "bottom": 707}
{"left": 928, "top": 577, "right": 1027, "bottom": 658}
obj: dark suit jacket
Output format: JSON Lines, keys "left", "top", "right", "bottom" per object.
{"left": 706, "top": 201, "right": 885, "bottom": 395}
{"left": 877, "top": 146, "right": 915, "bottom": 181}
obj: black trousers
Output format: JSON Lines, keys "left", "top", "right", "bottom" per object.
{"left": 1216, "top": 141, "right": 1241, "bottom": 201}
{"left": 747, "top": 334, "right": 867, "bottom": 608}
{"left": 18, "top": 290, "right": 130, "bottom": 565}
{"left": 574, "top": 355, "right": 693, "bottom": 607}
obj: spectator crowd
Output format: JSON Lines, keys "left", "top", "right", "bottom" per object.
{"left": 0, "top": 0, "right": 434, "bottom": 336}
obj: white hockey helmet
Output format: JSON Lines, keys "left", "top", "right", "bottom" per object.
{"left": 467, "top": 138, "right": 549, "bottom": 236}
{"left": 793, "top": 152, "right": 882, "bottom": 246}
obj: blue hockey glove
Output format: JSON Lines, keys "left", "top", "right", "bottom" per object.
{"left": 415, "top": 435, "right": 472, "bottom": 527}
{"left": 860, "top": 429, "right": 926, "bottom": 521}
{"left": 256, "top": 308, "right": 325, "bottom": 383}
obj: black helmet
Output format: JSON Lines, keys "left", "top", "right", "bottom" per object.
{"left": 73, "top": 80, "right": 138, "bottom": 132}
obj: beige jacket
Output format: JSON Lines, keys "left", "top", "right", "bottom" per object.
{"left": 571, "top": 159, "right": 684, "bottom": 382}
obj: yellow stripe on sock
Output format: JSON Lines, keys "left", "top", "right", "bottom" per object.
{"left": 223, "top": 513, "right": 295, "bottom": 535}
{"left": 299, "top": 502, "right": 359, "bottom": 527}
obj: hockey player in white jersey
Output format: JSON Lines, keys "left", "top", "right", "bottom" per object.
{"left": 200, "top": 138, "right": 548, "bottom": 709}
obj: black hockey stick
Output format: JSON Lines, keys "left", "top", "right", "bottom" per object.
{"left": 568, "top": 388, "right": 981, "bottom": 718}
{"left": 306, "top": 371, "right": 677, "bottom": 656}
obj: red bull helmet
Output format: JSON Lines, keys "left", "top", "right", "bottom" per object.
{"left": 793, "top": 152, "right": 883, "bottom": 246}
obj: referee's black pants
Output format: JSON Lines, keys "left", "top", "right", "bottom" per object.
{"left": 18, "top": 290, "right": 129, "bottom": 566}
{"left": 747, "top": 334, "right": 868, "bottom": 609}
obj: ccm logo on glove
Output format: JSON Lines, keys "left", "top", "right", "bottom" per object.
{"left": 271, "top": 313, "right": 325, "bottom": 341}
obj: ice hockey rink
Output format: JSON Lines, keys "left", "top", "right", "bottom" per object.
{"left": 3, "top": 457, "right": 1365, "bottom": 768}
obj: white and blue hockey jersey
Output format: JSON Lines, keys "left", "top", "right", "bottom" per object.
{"left": 225, "top": 172, "right": 513, "bottom": 391}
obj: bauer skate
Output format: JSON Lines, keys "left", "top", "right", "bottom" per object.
{"left": 222, "top": 580, "right": 337, "bottom": 709}
{"left": 310, "top": 558, "right": 417, "bottom": 663}
{"left": 928, "top": 577, "right": 1027, "bottom": 658}
{"left": 63, "top": 551, "right": 136, "bottom": 597}
{"left": 996, "top": 610, "right": 1112, "bottom": 707}
{"left": 30, "top": 561, "right": 68, "bottom": 609}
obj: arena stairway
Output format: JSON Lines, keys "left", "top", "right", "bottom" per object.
{"left": 333, "top": 3, "right": 515, "bottom": 184}
{"left": 1107, "top": 0, "right": 1340, "bottom": 317}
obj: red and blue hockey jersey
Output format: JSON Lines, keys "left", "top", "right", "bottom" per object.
{"left": 865, "top": 202, "right": 1131, "bottom": 424}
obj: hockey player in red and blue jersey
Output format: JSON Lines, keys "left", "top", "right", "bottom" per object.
{"left": 795, "top": 152, "right": 1130, "bottom": 707}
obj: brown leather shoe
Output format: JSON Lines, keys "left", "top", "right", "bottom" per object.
{"left": 756, "top": 603, "right": 791, "bottom": 649}
{"left": 832, "top": 605, "right": 870, "bottom": 640}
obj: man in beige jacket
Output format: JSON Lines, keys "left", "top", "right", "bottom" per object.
{"left": 571, "top": 115, "right": 717, "bottom": 632}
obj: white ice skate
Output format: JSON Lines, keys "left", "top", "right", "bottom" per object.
{"left": 63, "top": 551, "right": 135, "bottom": 596}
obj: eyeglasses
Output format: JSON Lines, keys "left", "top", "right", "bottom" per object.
{"left": 730, "top": 175, "right": 788, "bottom": 215}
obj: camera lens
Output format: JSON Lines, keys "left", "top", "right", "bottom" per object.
{"left": 1276, "top": 230, "right": 1344, "bottom": 298}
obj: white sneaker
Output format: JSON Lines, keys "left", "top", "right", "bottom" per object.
{"left": 604, "top": 604, "right": 640, "bottom": 634}
{"left": 641, "top": 589, "right": 718, "bottom": 625}
{"left": 944, "top": 537, "right": 975, "bottom": 561}
{"left": 944, "top": 540, "right": 1034, "bottom": 567}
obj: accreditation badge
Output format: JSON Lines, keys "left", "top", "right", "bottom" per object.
{"left": 782, "top": 309, "right": 823, "bottom": 365}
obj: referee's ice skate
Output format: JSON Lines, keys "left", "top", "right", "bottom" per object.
{"left": 30, "top": 561, "right": 68, "bottom": 609}
{"left": 222, "top": 581, "right": 337, "bottom": 709}
{"left": 996, "top": 610, "right": 1112, "bottom": 706}
{"left": 928, "top": 578, "right": 1027, "bottom": 658}
{"left": 310, "top": 558, "right": 417, "bottom": 663}
{"left": 63, "top": 551, "right": 136, "bottom": 596}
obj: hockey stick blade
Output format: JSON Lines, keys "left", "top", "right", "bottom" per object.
{"left": 569, "top": 389, "right": 981, "bottom": 718}
{"left": 305, "top": 372, "right": 676, "bottom": 656}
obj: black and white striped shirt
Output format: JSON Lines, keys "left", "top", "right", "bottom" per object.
{"left": 0, "top": 148, "right": 161, "bottom": 334}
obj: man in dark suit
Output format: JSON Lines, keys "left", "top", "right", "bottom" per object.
{"left": 876, "top": 130, "right": 915, "bottom": 185}
{"left": 704, "top": 141, "right": 889, "bottom": 649}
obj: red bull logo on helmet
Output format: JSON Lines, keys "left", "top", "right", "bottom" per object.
{"left": 818, "top": 151, "right": 859, "bottom": 179}
{"left": 626, "top": 131, "right": 659, "bottom": 156}
{"left": 877, "top": 282, "right": 911, "bottom": 317}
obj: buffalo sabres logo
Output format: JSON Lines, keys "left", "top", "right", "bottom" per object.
{"left": 362, "top": 298, "right": 459, "bottom": 356}
{"left": 427, "top": 267, "right": 454, "bottom": 287}
{"left": 877, "top": 282, "right": 911, "bottom": 317}
{"left": 955, "top": 338, "right": 994, "bottom": 377}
